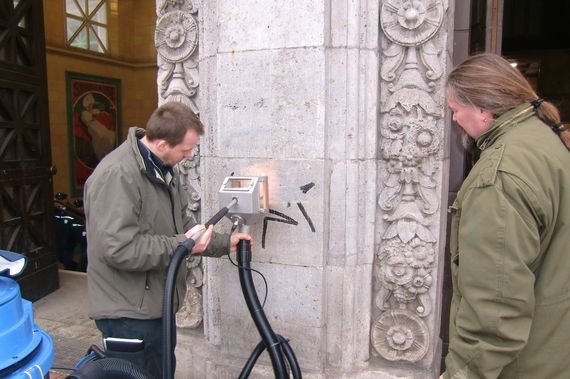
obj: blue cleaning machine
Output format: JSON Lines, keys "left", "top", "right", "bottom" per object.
{"left": 0, "top": 250, "right": 54, "bottom": 379}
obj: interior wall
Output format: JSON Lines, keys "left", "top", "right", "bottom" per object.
{"left": 43, "top": 0, "right": 158, "bottom": 196}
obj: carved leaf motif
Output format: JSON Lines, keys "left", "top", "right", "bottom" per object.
{"left": 381, "top": 43, "right": 405, "bottom": 82}
{"left": 414, "top": 223, "right": 436, "bottom": 242}
{"left": 379, "top": 185, "right": 401, "bottom": 211}
{"left": 420, "top": 40, "right": 443, "bottom": 80}
{"left": 386, "top": 201, "right": 423, "bottom": 222}
{"left": 417, "top": 184, "right": 439, "bottom": 215}
{"left": 397, "top": 220, "right": 417, "bottom": 243}
{"left": 385, "top": 172, "right": 402, "bottom": 187}
{"left": 388, "top": 88, "right": 441, "bottom": 115}
{"left": 376, "top": 286, "right": 392, "bottom": 311}
{"left": 383, "top": 223, "right": 399, "bottom": 240}
{"left": 418, "top": 173, "right": 435, "bottom": 189}
{"left": 420, "top": 155, "right": 436, "bottom": 176}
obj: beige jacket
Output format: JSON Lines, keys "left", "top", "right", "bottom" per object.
{"left": 84, "top": 127, "right": 229, "bottom": 320}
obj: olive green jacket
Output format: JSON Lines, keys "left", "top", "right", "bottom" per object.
{"left": 444, "top": 104, "right": 570, "bottom": 378}
{"left": 85, "top": 127, "right": 229, "bottom": 320}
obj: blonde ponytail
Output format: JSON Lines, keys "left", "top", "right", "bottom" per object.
{"left": 533, "top": 100, "right": 570, "bottom": 150}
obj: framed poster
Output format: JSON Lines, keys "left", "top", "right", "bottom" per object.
{"left": 66, "top": 72, "right": 122, "bottom": 196}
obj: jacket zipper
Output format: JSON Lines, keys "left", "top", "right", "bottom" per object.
{"left": 139, "top": 272, "right": 150, "bottom": 310}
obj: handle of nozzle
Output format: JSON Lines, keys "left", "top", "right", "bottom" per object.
{"left": 205, "top": 197, "right": 238, "bottom": 227}
{"left": 189, "top": 198, "right": 239, "bottom": 242}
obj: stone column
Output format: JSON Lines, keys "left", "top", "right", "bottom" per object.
{"left": 155, "top": 0, "right": 455, "bottom": 378}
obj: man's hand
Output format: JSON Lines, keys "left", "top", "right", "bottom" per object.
{"left": 229, "top": 231, "right": 252, "bottom": 253}
{"left": 185, "top": 224, "right": 213, "bottom": 254}
{"left": 185, "top": 224, "right": 205, "bottom": 239}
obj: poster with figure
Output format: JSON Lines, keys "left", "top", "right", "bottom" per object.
{"left": 66, "top": 72, "right": 122, "bottom": 196}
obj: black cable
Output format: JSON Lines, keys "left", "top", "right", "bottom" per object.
{"left": 226, "top": 250, "right": 269, "bottom": 308}
{"left": 227, "top": 219, "right": 269, "bottom": 307}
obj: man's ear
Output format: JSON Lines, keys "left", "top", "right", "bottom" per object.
{"left": 156, "top": 139, "right": 168, "bottom": 152}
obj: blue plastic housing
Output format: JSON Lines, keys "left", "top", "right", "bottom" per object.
{"left": 0, "top": 276, "right": 54, "bottom": 378}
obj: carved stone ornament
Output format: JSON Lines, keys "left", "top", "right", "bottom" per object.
{"left": 372, "top": 0, "right": 448, "bottom": 363}
{"left": 371, "top": 309, "right": 429, "bottom": 362}
{"left": 176, "top": 148, "right": 204, "bottom": 329}
{"left": 157, "top": 0, "right": 197, "bottom": 16}
{"left": 156, "top": 10, "right": 198, "bottom": 63}
{"left": 155, "top": 1, "right": 200, "bottom": 110}
{"left": 155, "top": 1, "right": 204, "bottom": 329}
{"left": 380, "top": 0, "right": 444, "bottom": 47}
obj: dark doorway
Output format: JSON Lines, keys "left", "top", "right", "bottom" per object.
{"left": 502, "top": 0, "right": 570, "bottom": 125}
{"left": 0, "top": 0, "right": 58, "bottom": 301}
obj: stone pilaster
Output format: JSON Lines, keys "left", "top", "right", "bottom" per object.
{"left": 155, "top": 0, "right": 205, "bottom": 331}
{"left": 371, "top": 0, "right": 451, "bottom": 377}
{"left": 153, "top": 0, "right": 455, "bottom": 378}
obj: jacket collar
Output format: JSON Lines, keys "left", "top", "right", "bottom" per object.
{"left": 127, "top": 127, "right": 174, "bottom": 187}
{"left": 476, "top": 103, "right": 535, "bottom": 150}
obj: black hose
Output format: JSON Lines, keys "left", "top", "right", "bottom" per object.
{"left": 238, "top": 334, "right": 303, "bottom": 379}
{"left": 278, "top": 335, "right": 302, "bottom": 379}
{"left": 162, "top": 241, "right": 195, "bottom": 379}
{"left": 237, "top": 239, "right": 289, "bottom": 379}
{"left": 238, "top": 341, "right": 265, "bottom": 379}
{"left": 162, "top": 200, "right": 236, "bottom": 379}
{"left": 66, "top": 357, "right": 154, "bottom": 379}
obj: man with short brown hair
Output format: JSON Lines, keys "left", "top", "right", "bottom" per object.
{"left": 84, "top": 101, "right": 250, "bottom": 377}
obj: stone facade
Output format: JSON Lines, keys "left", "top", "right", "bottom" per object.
{"left": 155, "top": 0, "right": 453, "bottom": 377}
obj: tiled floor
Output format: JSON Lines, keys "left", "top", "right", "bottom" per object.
{"left": 32, "top": 270, "right": 101, "bottom": 378}
{"left": 49, "top": 371, "right": 69, "bottom": 379}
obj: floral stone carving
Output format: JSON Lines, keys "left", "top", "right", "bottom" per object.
{"left": 371, "top": 309, "right": 429, "bottom": 362}
{"left": 381, "top": 0, "right": 444, "bottom": 46}
{"left": 176, "top": 149, "right": 205, "bottom": 329}
{"left": 372, "top": 0, "right": 448, "bottom": 363}
{"left": 155, "top": 0, "right": 200, "bottom": 111}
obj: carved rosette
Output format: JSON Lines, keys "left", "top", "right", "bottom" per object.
{"left": 371, "top": 309, "right": 429, "bottom": 361}
{"left": 156, "top": 0, "right": 204, "bottom": 329}
{"left": 372, "top": 0, "right": 448, "bottom": 363}
{"left": 381, "top": 0, "right": 444, "bottom": 46}
{"left": 155, "top": 0, "right": 199, "bottom": 112}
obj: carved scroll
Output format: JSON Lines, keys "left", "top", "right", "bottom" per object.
{"left": 372, "top": 0, "right": 448, "bottom": 362}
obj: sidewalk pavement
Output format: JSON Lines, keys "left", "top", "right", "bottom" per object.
{"left": 32, "top": 270, "right": 101, "bottom": 378}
